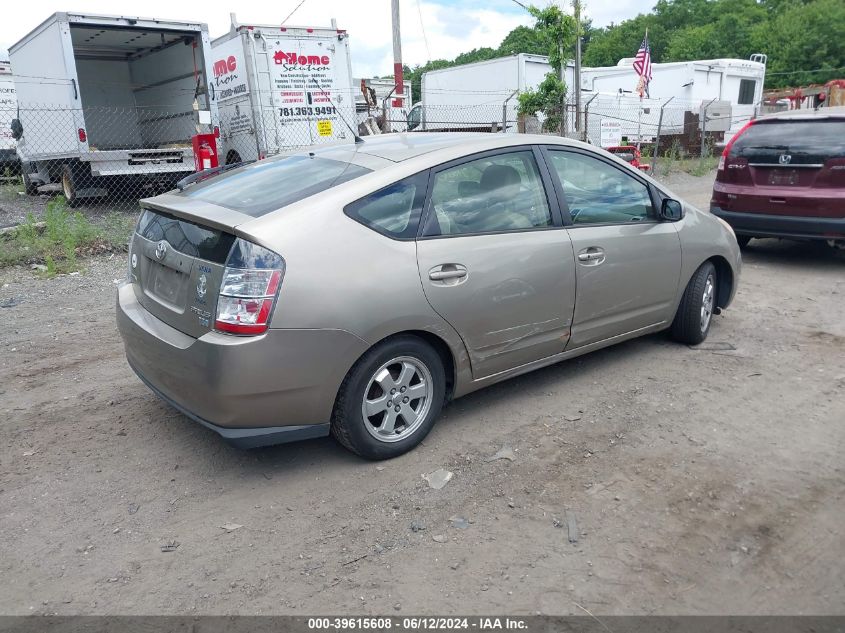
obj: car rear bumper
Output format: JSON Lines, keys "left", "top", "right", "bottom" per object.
{"left": 710, "top": 206, "right": 845, "bottom": 240}
{"left": 116, "top": 282, "right": 368, "bottom": 448}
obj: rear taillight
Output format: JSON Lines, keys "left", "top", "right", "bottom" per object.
{"left": 214, "top": 239, "right": 285, "bottom": 336}
{"left": 719, "top": 120, "right": 755, "bottom": 170}
{"left": 78, "top": 128, "right": 87, "bottom": 142}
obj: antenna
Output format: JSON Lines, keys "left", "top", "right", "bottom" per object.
{"left": 310, "top": 78, "right": 364, "bottom": 144}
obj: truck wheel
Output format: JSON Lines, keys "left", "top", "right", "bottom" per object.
{"left": 225, "top": 150, "right": 242, "bottom": 166}
{"left": 671, "top": 261, "right": 718, "bottom": 345}
{"left": 61, "top": 163, "right": 89, "bottom": 207}
{"left": 22, "top": 171, "right": 39, "bottom": 196}
{"left": 331, "top": 335, "right": 445, "bottom": 460}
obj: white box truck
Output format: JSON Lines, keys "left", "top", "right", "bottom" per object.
{"left": 407, "top": 54, "right": 574, "bottom": 132}
{"left": 0, "top": 61, "right": 19, "bottom": 174}
{"left": 354, "top": 77, "right": 412, "bottom": 134}
{"left": 212, "top": 16, "right": 356, "bottom": 165}
{"left": 9, "top": 12, "right": 219, "bottom": 204}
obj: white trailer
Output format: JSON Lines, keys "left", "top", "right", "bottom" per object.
{"left": 581, "top": 55, "right": 767, "bottom": 140}
{"left": 354, "top": 77, "right": 412, "bottom": 133}
{"left": 0, "top": 61, "right": 19, "bottom": 174}
{"left": 212, "top": 16, "right": 356, "bottom": 165}
{"left": 9, "top": 12, "right": 219, "bottom": 204}
{"left": 408, "top": 54, "right": 575, "bottom": 132}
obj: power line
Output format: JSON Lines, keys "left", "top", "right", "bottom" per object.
{"left": 416, "top": 0, "right": 432, "bottom": 63}
{"left": 282, "top": 0, "right": 309, "bottom": 25}
{"left": 766, "top": 65, "right": 845, "bottom": 76}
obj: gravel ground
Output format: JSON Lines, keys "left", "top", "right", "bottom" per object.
{"left": 1, "top": 171, "right": 843, "bottom": 616}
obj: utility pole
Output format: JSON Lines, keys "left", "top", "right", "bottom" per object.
{"left": 573, "top": 0, "right": 582, "bottom": 135}
{"left": 391, "top": 0, "right": 405, "bottom": 108}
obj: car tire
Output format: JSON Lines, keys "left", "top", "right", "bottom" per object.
{"left": 22, "top": 170, "right": 39, "bottom": 196}
{"left": 61, "top": 163, "right": 95, "bottom": 208}
{"left": 736, "top": 235, "right": 751, "bottom": 249}
{"left": 671, "top": 261, "right": 717, "bottom": 345}
{"left": 331, "top": 335, "right": 446, "bottom": 460}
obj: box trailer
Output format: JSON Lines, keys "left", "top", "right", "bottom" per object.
{"left": 0, "top": 61, "right": 19, "bottom": 174}
{"left": 212, "top": 15, "right": 356, "bottom": 165}
{"left": 9, "top": 12, "right": 219, "bottom": 204}
{"left": 581, "top": 55, "right": 767, "bottom": 141}
{"left": 407, "top": 54, "right": 575, "bottom": 132}
{"left": 355, "top": 77, "right": 412, "bottom": 134}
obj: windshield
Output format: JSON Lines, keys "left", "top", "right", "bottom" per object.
{"left": 180, "top": 155, "right": 371, "bottom": 216}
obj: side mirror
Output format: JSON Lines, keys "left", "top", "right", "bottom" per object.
{"left": 660, "top": 198, "right": 684, "bottom": 222}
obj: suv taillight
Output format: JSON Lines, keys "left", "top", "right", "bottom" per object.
{"left": 719, "top": 120, "right": 755, "bottom": 170}
{"left": 215, "top": 239, "right": 285, "bottom": 336}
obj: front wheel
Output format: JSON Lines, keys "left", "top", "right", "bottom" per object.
{"left": 331, "top": 336, "right": 445, "bottom": 460}
{"left": 671, "top": 261, "right": 717, "bottom": 345}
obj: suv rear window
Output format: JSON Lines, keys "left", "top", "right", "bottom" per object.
{"left": 180, "top": 155, "right": 371, "bottom": 216}
{"left": 732, "top": 119, "right": 845, "bottom": 160}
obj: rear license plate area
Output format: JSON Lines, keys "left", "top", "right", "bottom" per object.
{"left": 768, "top": 169, "right": 798, "bottom": 186}
{"left": 148, "top": 261, "right": 187, "bottom": 306}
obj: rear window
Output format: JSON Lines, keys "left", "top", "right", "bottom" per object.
{"left": 180, "top": 155, "right": 371, "bottom": 216}
{"left": 732, "top": 119, "right": 845, "bottom": 158}
{"left": 137, "top": 209, "right": 235, "bottom": 263}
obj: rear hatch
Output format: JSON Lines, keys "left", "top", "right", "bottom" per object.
{"left": 715, "top": 117, "right": 845, "bottom": 218}
{"left": 127, "top": 153, "right": 372, "bottom": 338}
{"left": 130, "top": 197, "right": 250, "bottom": 338}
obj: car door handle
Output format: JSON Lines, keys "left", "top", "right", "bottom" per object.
{"left": 577, "top": 247, "right": 606, "bottom": 265}
{"left": 429, "top": 264, "right": 467, "bottom": 281}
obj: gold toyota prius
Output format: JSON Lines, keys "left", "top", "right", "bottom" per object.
{"left": 117, "top": 133, "right": 741, "bottom": 459}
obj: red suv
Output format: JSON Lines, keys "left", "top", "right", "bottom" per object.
{"left": 711, "top": 108, "right": 845, "bottom": 248}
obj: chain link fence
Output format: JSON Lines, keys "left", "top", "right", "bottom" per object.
{"left": 1, "top": 95, "right": 759, "bottom": 217}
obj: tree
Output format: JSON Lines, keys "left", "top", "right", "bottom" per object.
{"left": 498, "top": 25, "right": 553, "bottom": 56}
{"left": 515, "top": 5, "right": 576, "bottom": 131}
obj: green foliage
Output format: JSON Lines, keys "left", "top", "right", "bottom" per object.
{"left": 401, "top": 0, "right": 843, "bottom": 103}
{"left": 0, "top": 196, "right": 134, "bottom": 275}
{"left": 514, "top": 5, "right": 576, "bottom": 129}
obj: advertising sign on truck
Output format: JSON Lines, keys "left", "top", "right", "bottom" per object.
{"left": 213, "top": 16, "right": 356, "bottom": 165}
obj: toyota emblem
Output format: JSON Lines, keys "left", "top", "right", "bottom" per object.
{"left": 155, "top": 240, "right": 168, "bottom": 260}
{"left": 779, "top": 154, "right": 792, "bottom": 165}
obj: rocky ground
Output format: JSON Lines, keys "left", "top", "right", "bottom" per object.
{"left": 0, "top": 170, "right": 843, "bottom": 615}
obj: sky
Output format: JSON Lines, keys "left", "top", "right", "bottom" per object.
{"left": 0, "top": 0, "right": 654, "bottom": 77}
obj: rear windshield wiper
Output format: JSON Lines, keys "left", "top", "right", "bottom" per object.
{"left": 176, "top": 160, "right": 255, "bottom": 191}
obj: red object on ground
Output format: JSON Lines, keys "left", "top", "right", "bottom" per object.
{"left": 605, "top": 145, "right": 651, "bottom": 172}
{"left": 191, "top": 134, "right": 219, "bottom": 172}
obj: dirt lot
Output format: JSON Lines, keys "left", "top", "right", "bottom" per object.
{"left": 1, "top": 171, "right": 843, "bottom": 616}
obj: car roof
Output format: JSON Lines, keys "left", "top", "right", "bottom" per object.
{"left": 305, "top": 132, "right": 584, "bottom": 166}
{"left": 757, "top": 106, "right": 845, "bottom": 122}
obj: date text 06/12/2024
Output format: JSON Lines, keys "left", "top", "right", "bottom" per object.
{"left": 307, "top": 617, "right": 528, "bottom": 630}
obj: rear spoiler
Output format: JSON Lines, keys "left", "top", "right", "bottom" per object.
{"left": 176, "top": 161, "right": 254, "bottom": 191}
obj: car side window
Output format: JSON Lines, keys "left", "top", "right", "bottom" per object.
{"left": 422, "top": 150, "right": 552, "bottom": 236}
{"left": 546, "top": 150, "right": 654, "bottom": 225}
{"left": 344, "top": 172, "right": 428, "bottom": 239}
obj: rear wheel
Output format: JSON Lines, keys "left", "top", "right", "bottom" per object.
{"left": 736, "top": 235, "right": 752, "bottom": 249}
{"left": 22, "top": 170, "right": 39, "bottom": 196}
{"left": 225, "top": 150, "right": 242, "bottom": 166}
{"left": 331, "top": 336, "right": 445, "bottom": 460}
{"left": 671, "top": 261, "right": 717, "bottom": 345}
{"left": 61, "top": 163, "right": 90, "bottom": 208}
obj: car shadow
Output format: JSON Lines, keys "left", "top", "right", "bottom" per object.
{"left": 742, "top": 238, "right": 844, "bottom": 269}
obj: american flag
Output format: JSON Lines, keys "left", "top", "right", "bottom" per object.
{"left": 633, "top": 32, "right": 652, "bottom": 97}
